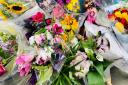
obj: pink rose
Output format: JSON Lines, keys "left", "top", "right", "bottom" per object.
{"left": 52, "top": 5, "right": 65, "bottom": 19}
{"left": 32, "top": 12, "right": 45, "bottom": 22}
{"left": 52, "top": 24, "right": 64, "bottom": 34}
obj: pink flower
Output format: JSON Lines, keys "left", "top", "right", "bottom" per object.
{"left": 32, "top": 12, "right": 45, "bottom": 22}
{"left": 53, "top": 36, "right": 61, "bottom": 43}
{"left": 18, "top": 63, "right": 31, "bottom": 77}
{"left": 87, "top": 11, "right": 96, "bottom": 23}
{"left": 87, "top": 8, "right": 97, "bottom": 23}
{"left": 52, "top": 24, "right": 64, "bottom": 34}
{"left": 16, "top": 54, "right": 34, "bottom": 65}
{"left": 52, "top": 5, "right": 65, "bottom": 19}
{"left": 35, "top": 34, "right": 46, "bottom": 45}
{"left": 36, "top": 49, "right": 51, "bottom": 65}
{"left": 16, "top": 54, "right": 34, "bottom": 76}
{"left": 0, "top": 63, "right": 6, "bottom": 76}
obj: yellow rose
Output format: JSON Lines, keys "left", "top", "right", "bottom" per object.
{"left": 122, "top": 12, "right": 128, "bottom": 22}
{"left": 115, "top": 11, "right": 122, "bottom": 18}
{"left": 115, "top": 22, "right": 125, "bottom": 33}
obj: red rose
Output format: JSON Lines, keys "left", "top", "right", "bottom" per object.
{"left": 121, "top": 9, "right": 128, "bottom": 13}
{"left": 45, "top": 19, "right": 52, "bottom": 25}
{"left": 0, "top": 63, "right": 6, "bottom": 76}
{"left": 121, "top": 18, "right": 127, "bottom": 25}
{"left": 32, "top": 12, "right": 45, "bottom": 22}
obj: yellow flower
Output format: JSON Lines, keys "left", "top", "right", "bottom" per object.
{"left": 115, "top": 11, "right": 122, "bottom": 18}
{"left": 115, "top": 22, "right": 125, "bottom": 33}
{"left": 122, "top": 12, "right": 128, "bottom": 22}
{"left": 9, "top": 3, "right": 26, "bottom": 14}
{"left": 61, "top": 15, "right": 78, "bottom": 40}
{"left": 61, "top": 33, "right": 68, "bottom": 42}
{"left": 66, "top": 0, "right": 80, "bottom": 12}
{"left": 61, "top": 15, "right": 78, "bottom": 32}
{"left": 0, "top": 0, "right": 6, "bottom": 4}
{"left": 0, "top": 10, "right": 7, "bottom": 20}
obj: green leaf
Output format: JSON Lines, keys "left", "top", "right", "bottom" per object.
{"left": 62, "top": 73, "right": 72, "bottom": 85}
{"left": 84, "top": 48, "right": 96, "bottom": 61}
{"left": 94, "top": 63, "right": 104, "bottom": 79}
{"left": 32, "top": 65, "right": 49, "bottom": 71}
{"left": 37, "top": 66, "right": 53, "bottom": 85}
{"left": 69, "top": 72, "right": 81, "bottom": 85}
{"left": 35, "top": 28, "right": 46, "bottom": 34}
{"left": 87, "top": 71, "right": 105, "bottom": 85}
{"left": 81, "top": 37, "right": 96, "bottom": 49}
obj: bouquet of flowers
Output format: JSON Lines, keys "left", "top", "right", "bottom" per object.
{"left": 0, "top": 0, "right": 35, "bottom": 20}
{"left": 1, "top": 0, "right": 128, "bottom": 85}
{"left": 12, "top": 8, "right": 112, "bottom": 85}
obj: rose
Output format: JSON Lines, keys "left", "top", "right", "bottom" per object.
{"left": 0, "top": 63, "right": 6, "bottom": 76}
{"left": 32, "top": 12, "right": 45, "bottom": 22}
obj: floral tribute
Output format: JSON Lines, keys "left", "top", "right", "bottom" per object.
{"left": 2, "top": 0, "right": 128, "bottom": 85}
{"left": 13, "top": 10, "right": 110, "bottom": 85}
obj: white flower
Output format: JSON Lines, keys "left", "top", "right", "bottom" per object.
{"left": 46, "top": 31, "right": 53, "bottom": 40}
{"left": 29, "top": 36, "right": 35, "bottom": 45}
{"left": 36, "top": 47, "right": 53, "bottom": 65}
{"left": 96, "top": 53, "right": 103, "bottom": 61}
{"left": 70, "top": 37, "right": 78, "bottom": 47}
{"left": 71, "top": 51, "right": 92, "bottom": 78}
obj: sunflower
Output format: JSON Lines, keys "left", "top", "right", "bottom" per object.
{"left": 9, "top": 3, "right": 26, "bottom": 14}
